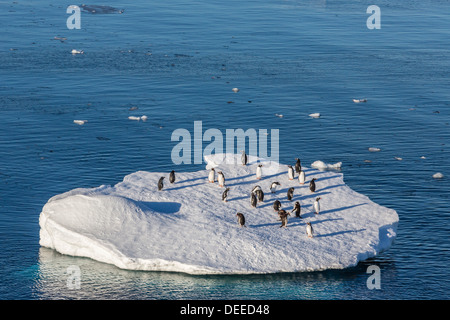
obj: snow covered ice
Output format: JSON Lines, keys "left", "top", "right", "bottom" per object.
{"left": 39, "top": 153, "right": 398, "bottom": 274}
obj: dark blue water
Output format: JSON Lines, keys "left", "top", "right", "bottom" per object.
{"left": 0, "top": 0, "right": 449, "bottom": 300}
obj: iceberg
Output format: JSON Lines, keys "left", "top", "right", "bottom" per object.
{"left": 39, "top": 153, "right": 398, "bottom": 274}
{"left": 311, "top": 160, "right": 342, "bottom": 170}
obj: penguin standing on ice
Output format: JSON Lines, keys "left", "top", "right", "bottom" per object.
{"left": 251, "top": 185, "right": 261, "bottom": 194}
{"left": 287, "top": 165, "right": 294, "bottom": 180}
{"left": 298, "top": 170, "right": 305, "bottom": 185}
{"left": 222, "top": 187, "right": 230, "bottom": 202}
{"left": 273, "top": 200, "right": 282, "bottom": 212}
{"left": 278, "top": 210, "right": 290, "bottom": 228}
{"left": 208, "top": 168, "right": 215, "bottom": 183}
{"left": 306, "top": 222, "right": 314, "bottom": 238}
{"left": 270, "top": 182, "right": 281, "bottom": 194}
{"left": 287, "top": 187, "right": 295, "bottom": 201}
{"left": 236, "top": 213, "right": 246, "bottom": 227}
{"left": 169, "top": 170, "right": 176, "bottom": 184}
{"left": 250, "top": 192, "right": 257, "bottom": 208}
{"left": 256, "top": 164, "right": 263, "bottom": 180}
{"left": 314, "top": 197, "right": 321, "bottom": 214}
{"left": 218, "top": 171, "right": 225, "bottom": 187}
{"left": 158, "top": 177, "right": 165, "bottom": 191}
{"left": 241, "top": 150, "right": 248, "bottom": 166}
{"left": 292, "top": 201, "right": 301, "bottom": 218}
{"left": 255, "top": 189, "right": 264, "bottom": 202}
{"left": 295, "top": 158, "right": 301, "bottom": 174}
{"left": 309, "top": 178, "right": 317, "bottom": 192}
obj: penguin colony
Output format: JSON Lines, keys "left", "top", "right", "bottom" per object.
{"left": 157, "top": 152, "right": 322, "bottom": 238}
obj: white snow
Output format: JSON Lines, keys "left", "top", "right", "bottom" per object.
{"left": 311, "top": 160, "right": 342, "bottom": 170}
{"left": 39, "top": 153, "right": 398, "bottom": 275}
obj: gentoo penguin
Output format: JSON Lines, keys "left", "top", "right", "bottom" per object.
{"left": 256, "top": 164, "right": 263, "bottom": 180}
{"left": 241, "top": 150, "right": 248, "bottom": 166}
{"left": 208, "top": 168, "right": 215, "bottom": 183}
{"left": 295, "top": 158, "right": 301, "bottom": 174}
{"left": 298, "top": 169, "right": 305, "bottom": 185}
{"left": 292, "top": 201, "right": 301, "bottom": 218}
{"left": 287, "top": 187, "right": 294, "bottom": 201}
{"left": 255, "top": 189, "right": 264, "bottom": 202}
{"left": 270, "top": 181, "right": 281, "bottom": 194}
{"left": 287, "top": 165, "right": 294, "bottom": 180}
{"left": 273, "top": 200, "right": 282, "bottom": 212}
{"left": 314, "top": 197, "right": 321, "bottom": 214}
{"left": 306, "top": 222, "right": 314, "bottom": 238}
{"left": 251, "top": 185, "right": 262, "bottom": 194}
{"left": 309, "top": 178, "right": 317, "bottom": 193}
{"left": 169, "top": 170, "right": 175, "bottom": 184}
{"left": 158, "top": 177, "right": 165, "bottom": 191}
{"left": 218, "top": 171, "right": 225, "bottom": 187}
{"left": 222, "top": 187, "right": 230, "bottom": 202}
{"left": 250, "top": 192, "right": 257, "bottom": 208}
{"left": 278, "top": 210, "right": 290, "bottom": 228}
{"left": 236, "top": 213, "right": 246, "bottom": 227}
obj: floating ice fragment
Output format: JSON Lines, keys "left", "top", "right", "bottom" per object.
{"left": 311, "top": 160, "right": 342, "bottom": 170}
{"left": 71, "top": 49, "right": 84, "bottom": 55}
{"left": 140, "top": 115, "right": 148, "bottom": 121}
{"left": 394, "top": 157, "right": 402, "bottom": 161}
{"left": 368, "top": 147, "right": 381, "bottom": 152}
{"left": 128, "top": 116, "right": 141, "bottom": 121}
{"left": 232, "top": 88, "right": 239, "bottom": 93}
{"left": 353, "top": 99, "right": 367, "bottom": 103}
{"left": 309, "top": 113, "right": 321, "bottom": 118}
{"left": 432, "top": 172, "right": 444, "bottom": 179}
{"left": 73, "top": 120, "right": 87, "bottom": 125}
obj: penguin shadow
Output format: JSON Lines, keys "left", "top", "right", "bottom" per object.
{"left": 178, "top": 176, "right": 209, "bottom": 184}
{"left": 299, "top": 191, "right": 331, "bottom": 201}
{"left": 314, "top": 174, "right": 341, "bottom": 182}
{"left": 225, "top": 173, "right": 254, "bottom": 182}
{"left": 315, "top": 228, "right": 366, "bottom": 238}
{"left": 318, "top": 202, "right": 368, "bottom": 216}
{"left": 164, "top": 181, "right": 205, "bottom": 191}
{"left": 140, "top": 201, "right": 182, "bottom": 214}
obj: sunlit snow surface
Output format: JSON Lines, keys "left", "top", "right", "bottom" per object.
{"left": 39, "top": 154, "right": 398, "bottom": 274}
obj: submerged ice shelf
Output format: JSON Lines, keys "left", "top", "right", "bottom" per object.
{"left": 39, "top": 154, "right": 398, "bottom": 274}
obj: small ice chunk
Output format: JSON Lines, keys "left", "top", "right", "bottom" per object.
{"left": 232, "top": 88, "right": 239, "bottom": 93}
{"left": 368, "top": 147, "right": 381, "bottom": 152}
{"left": 420, "top": 156, "right": 426, "bottom": 159}
{"left": 140, "top": 115, "right": 148, "bottom": 121}
{"left": 432, "top": 172, "right": 444, "bottom": 179}
{"left": 353, "top": 99, "right": 367, "bottom": 103}
{"left": 73, "top": 120, "right": 87, "bottom": 125}
{"left": 71, "top": 49, "right": 84, "bottom": 54}
{"left": 128, "top": 116, "right": 141, "bottom": 121}
{"left": 311, "top": 160, "right": 342, "bottom": 170}
{"left": 394, "top": 157, "right": 402, "bottom": 161}
{"left": 309, "top": 113, "right": 321, "bottom": 118}
{"left": 275, "top": 114, "right": 283, "bottom": 118}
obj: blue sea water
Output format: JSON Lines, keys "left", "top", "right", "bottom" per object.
{"left": 0, "top": 0, "right": 449, "bottom": 300}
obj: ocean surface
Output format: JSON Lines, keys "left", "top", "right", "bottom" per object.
{"left": 0, "top": 0, "right": 449, "bottom": 300}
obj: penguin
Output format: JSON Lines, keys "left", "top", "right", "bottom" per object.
{"left": 270, "top": 181, "right": 281, "bottom": 194}
{"left": 241, "top": 150, "right": 248, "bottom": 166}
{"left": 314, "top": 197, "right": 321, "bottom": 214}
{"left": 306, "top": 222, "right": 314, "bottom": 238}
{"left": 278, "top": 210, "right": 290, "bottom": 228}
{"left": 273, "top": 200, "right": 282, "bottom": 212}
{"left": 218, "top": 171, "right": 225, "bottom": 187}
{"left": 251, "top": 185, "right": 262, "bottom": 194}
{"left": 250, "top": 192, "right": 257, "bottom": 208}
{"left": 255, "top": 189, "right": 264, "bottom": 202}
{"left": 222, "top": 187, "right": 230, "bottom": 202}
{"left": 295, "top": 158, "right": 301, "bottom": 174}
{"left": 256, "top": 164, "right": 263, "bottom": 180}
{"left": 157, "top": 177, "right": 165, "bottom": 191}
{"left": 309, "top": 178, "right": 317, "bottom": 193}
{"left": 208, "top": 168, "right": 215, "bottom": 183}
{"left": 236, "top": 213, "right": 246, "bottom": 227}
{"left": 287, "top": 165, "right": 294, "bottom": 180}
{"left": 292, "top": 201, "right": 301, "bottom": 218}
{"left": 169, "top": 170, "right": 175, "bottom": 184}
{"left": 298, "top": 169, "right": 305, "bottom": 185}
{"left": 287, "top": 187, "right": 295, "bottom": 201}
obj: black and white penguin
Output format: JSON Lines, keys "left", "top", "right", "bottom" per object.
{"left": 236, "top": 213, "right": 246, "bottom": 227}
{"left": 292, "top": 201, "right": 301, "bottom": 218}
{"left": 298, "top": 169, "right": 305, "bottom": 185}
{"left": 241, "top": 150, "right": 248, "bottom": 166}
{"left": 158, "top": 177, "right": 165, "bottom": 191}
{"left": 306, "top": 222, "right": 314, "bottom": 238}
{"left": 314, "top": 197, "right": 321, "bottom": 214}
{"left": 270, "top": 182, "right": 281, "bottom": 194}
{"left": 287, "top": 187, "right": 295, "bottom": 201}
{"left": 278, "top": 210, "right": 290, "bottom": 228}
{"left": 309, "top": 178, "right": 317, "bottom": 193}
{"left": 251, "top": 185, "right": 262, "bottom": 194}
{"left": 208, "top": 168, "right": 215, "bottom": 183}
{"left": 250, "top": 192, "right": 257, "bottom": 208}
{"left": 169, "top": 170, "right": 176, "bottom": 184}
{"left": 256, "top": 164, "right": 263, "bottom": 180}
{"left": 273, "top": 200, "right": 282, "bottom": 212}
{"left": 295, "top": 158, "right": 301, "bottom": 174}
{"left": 255, "top": 189, "right": 264, "bottom": 202}
{"left": 222, "top": 187, "right": 230, "bottom": 202}
{"left": 218, "top": 171, "right": 225, "bottom": 187}
{"left": 287, "top": 165, "right": 294, "bottom": 180}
